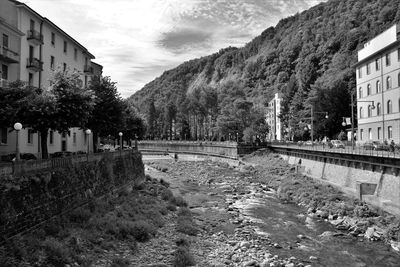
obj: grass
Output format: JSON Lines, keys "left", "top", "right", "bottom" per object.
{"left": 0, "top": 176, "right": 177, "bottom": 266}
{"left": 173, "top": 237, "right": 195, "bottom": 267}
{"left": 176, "top": 207, "right": 198, "bottom": 236}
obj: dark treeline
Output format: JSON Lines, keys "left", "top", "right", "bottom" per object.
{"left": 129, "top": 0, "right": 400, "bottom": 142}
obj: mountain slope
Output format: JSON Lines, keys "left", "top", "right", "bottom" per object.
{"left": 129, "top": 0, "right": 400, "bottom": 140}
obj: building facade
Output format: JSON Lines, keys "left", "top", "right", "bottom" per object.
{"left": 0, "top": 0, "right": 102, "bottom": 158}
{"left": 355, "top": 24, "right": 400, "bottom": 144}
{"left": 266, "top": 93, "right": 282, "bottom": 141}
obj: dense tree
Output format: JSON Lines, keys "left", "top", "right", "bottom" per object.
{"left": 87, "top": 76, "right": 124, "bottom": 151}
{"left": 129, "top": 0, "right": 400, "bottom": 141}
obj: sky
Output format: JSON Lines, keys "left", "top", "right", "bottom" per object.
{"left": 26, "top": 0, "right": 326, "bottom": 98}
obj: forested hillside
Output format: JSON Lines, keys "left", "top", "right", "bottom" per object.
{"left": 129, "top": 0, "right": 400, "bottom": 141}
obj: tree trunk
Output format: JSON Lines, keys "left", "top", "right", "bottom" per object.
{"left": 93, "top": 132, "right": 99, "bottom": 152}
{"left": 40, "top": 129, "right": 49, "bottom": 159}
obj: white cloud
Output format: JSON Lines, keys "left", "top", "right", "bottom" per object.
{"left": 26, "top": 0, "right": 325, "bottom": 98}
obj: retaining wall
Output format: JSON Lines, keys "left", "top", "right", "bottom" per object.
{"left": 0, "top": 151, "right": 145, "bottom": 242}
{"left": 279, "top": 152, "right": 400, "bottom": 215}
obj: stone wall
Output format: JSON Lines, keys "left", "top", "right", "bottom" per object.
{"left": 0, "top": 151, "right": 145, "bottom": 242}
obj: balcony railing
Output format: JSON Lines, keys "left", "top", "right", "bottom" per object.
{"left": 26, "top": 57, "right": 43, "bottom": 72}
{"left": 0, "top": 46, "right": 19, "bottom": 63}
{"left": 27, "top": 29, "right": 44, "bottom": 45}
{"left": 84, "top": 64, "right": 94, "bottom": 74}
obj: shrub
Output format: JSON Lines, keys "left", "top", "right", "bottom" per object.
{"left": 43, "top": 237, "right": 71, "bottom": 266}
{"left": 68, "top": 207, "right": 92, "bottom": 224}
{"left": 117, "top": 220, "right": 156, "bottom": 242}
{"left": 43, "top": 221, "right": 63, "bottom": 236}
{"left": 167, "top": 203, "right": 177, "bottom": 211}
{"left": 177, "top": 217, "right": 198, "bottom": 236}
{"left": 173, "top": 196, "right": 188, "bottom": 207}
{"left": 161, "top": 189, "right": 174, "bottom": 201}
{"left": 160, "top": 178, "right": 170, "bottom": 187}
{"left": 110, "top": 257, "right": 130, "bottom": 267}
{"left": 173, "top": 246, "right": 195, "bottom": 267}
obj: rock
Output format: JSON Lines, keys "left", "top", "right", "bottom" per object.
{"left": 309, "top": 256, "right": 318, "bottom": 260}
{"left": 273, "top": 243, "right": 282, "bottom": 248}
{"left": 364, "top": 227, "right": 375, "bottom": 240}
{"left": 243, "top": 260, "right": 258, "bottom": 266}
{"left": 391, "top": 241, "right": 400, "bottom": 251}
{"left": 285, "top": 263, "right": 295, "bottom": 267}
{"left": 307, "top": 207, "right": 315, "bottom": 214}
{"left": 288, "top": 256, "right": 296, "bottom": 262}
{"left": 260, "top": 260, "right": 270, "bottom": 267}
{"left": 319, "top": 231, "right": 335, "bottom": 238}
{"left": 297, "top": 234, "right": 307, "bottom": 240}
{"left": 315, "top": 210, "right": 329, "bottom": 219}
{"left": 240, "top": 241, "right": 251, "bottom": 248}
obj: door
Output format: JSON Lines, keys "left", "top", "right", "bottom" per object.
{"left": 61, "top": 132, "right": 67, "bottom": 152}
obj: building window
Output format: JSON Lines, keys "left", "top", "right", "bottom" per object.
{"left": 367, "top": 84, "right": 371, "bottom": 95}
{"left": 358, "top": 87, "right": 362, "bottom": 99}
{"left": 63, "top": 63, "right": 67, "bottom": 72}
{"left": 387, "top": 100, "right": 392, "bottom": 114}
{"left": 360, "top": 129, "right": 363, "bottom": 141}
{"left": 386, "top": 53, "right": 391, "bottom": 66}
{"left": 368, "top": 128, "right": 372, "bottom": 140}
{"left": 27, "top": 129, "right": 33, "bottom": 144}
{"left": 376, "top": 58, "right": 380, "bottom": 71}
{"left": 2, "top": 64, "right": 8, "bottom": 80}
{"left": 28, "top": 73, "right": 33, "bottom": 86}
{"left": 358, "top": 67, "right": 362, "bottom": 78}
{"left": 378, "top": 127, "right": 381, "bottom": 140}
{"left": 51, "top": 32, "right": 55, "bottom": 45}
{"left": 73, "top": 132, "right": 77, "bottom": 144}
{"left": 74, "top": 48, "right": 78, "bottom": 60}
{"left": 2, "top": 34, "right": 8, "bottom": 48}
{"left": 50, "top": 56, "right": 55, "bottom": 70}
{"left": 398, "top": 48, "right": 400, "bottom": 61}
{"left": 377, "top": 102, "right": 381, "bottom": 115}
{"left": 388, "top": 126, "right": 393, "bottom": 139}
{"left": 367, "top": 105, "right": 372, "bottom": 117}
{"left": 387, "top": 76, "right": 392, "bottom": 90}
{"left": 398, "top": 73, "right": 400, "bottom": 87}
{"left": 376, "top": 80, "right": 381, "bottom": 93}
{"left": 0, "top": 128, "right": 7, "bottom": 144}
{"left": 30, "top": 19, "right": 35, "bottom": 30}
{"left": 366, "top": 63, "right": 370, "bottom": 75}
{"left": 49, "top": 130, "right": 54, "bottom": 145}
{"left": 63, "top": 41, "right": 67, "bottom": 53}
{"left": 359, "top": 107, "right": 363, "bottom": 118}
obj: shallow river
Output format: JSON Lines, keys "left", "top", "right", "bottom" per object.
{"left": 243, "top": 194, "right": 400, "bottom": 267}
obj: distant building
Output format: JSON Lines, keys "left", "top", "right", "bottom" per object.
{"left": 266, "top": 93, "right": 282, "bottom": 141}
{"left": 0, "top": 0, "right": 103, "bottom": 158}
{"left": 355, "top": 24, "right": 400, "bottom": 144}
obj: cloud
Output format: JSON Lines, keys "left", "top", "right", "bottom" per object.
{"left": 25, "top": 0, "right": 326, "bottom": 98}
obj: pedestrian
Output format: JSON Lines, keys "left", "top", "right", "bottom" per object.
{"left": 390, "top": 140, "right": 395, "bottom": 153}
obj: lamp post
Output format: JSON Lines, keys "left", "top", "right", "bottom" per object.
{"left": 311, "top": 106, "right": 329, "bottom": 142}
{"left": 85, "top": 129, "right": 91, "bottom": 155}
{"left": 119, "top": 132, "right": 123, "bottom": 155}
{"left": 14, "top": 122, "right": 22, "bottom": 161}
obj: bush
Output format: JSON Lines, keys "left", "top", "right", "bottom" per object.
{"left": 167, "top": 203, "right": 177, "bottom": 211}
{"left": 173, "top": 196, "right": 188, "bottom": 207}
{"left": 43, "top": 237, "right": 71, "bottom": 266}
{"left": 161, "top": 189, "right": 174, "bottom": 201}
{"left": 110, "top": 257, "right": 130, "bottom": 267}
{"left": 177, "top": 217, "right": 198, "bottom": 236}
{"left": 117, "top": 220, "right": 156, "bottom": 242}
{"left": 68, "top": 207, "right": 92, "bottom": 224}
{"left": 173, "top": 246, "right": 195, "bottom": 267}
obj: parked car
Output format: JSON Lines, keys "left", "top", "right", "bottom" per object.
{"left": 362, "top": 141, "right": 390, "bottom": 151}
{"left": 330, "top": 140, "right": 345, "bottom": 149}
{"left": 304, "top": 140, "right": 314, "bottom": 146}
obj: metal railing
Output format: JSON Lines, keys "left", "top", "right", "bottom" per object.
{"left": 267, "top": 141, "right": 400, "bottom": 158}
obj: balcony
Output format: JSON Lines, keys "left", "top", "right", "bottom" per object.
{"left": 84, "top": 64, "right": 94, "bottom": 74}
{"left": 27, "top": 29, "right": 44, "bottom": 45}
{"left": 0, "top": 79, "right": 9, "bottom": 88}
{"left": 26, "top": 57, "right": 43, "bottom": 72}
{"left": 0, "top": 46, "right": 19, "bottom": 63}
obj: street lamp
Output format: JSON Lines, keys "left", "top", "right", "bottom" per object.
{"left": 301, "top": 106, "right": 329, "bottom": 141}
{"left": 119, "top": 132, "right": 123, "bottom": 151}
{"left": 85, "top": 129, "right": 91, "bottom": 155}
{"left": 14, "top": 122, "right": 22, "bottom": 161}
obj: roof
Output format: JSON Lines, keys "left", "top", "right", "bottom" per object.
{"left": 9, "top": 0, "right": 95, "bottom": 59}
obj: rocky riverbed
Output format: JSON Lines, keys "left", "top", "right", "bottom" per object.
{"left": 137, "top": 151, "right": 400, "bottom": 266}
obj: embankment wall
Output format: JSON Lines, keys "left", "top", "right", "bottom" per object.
{"left": 0, "top": 151, "right": 145, "bottom": 241}
{"left": 279, "top": 153, "right": 400, "bottom": 215}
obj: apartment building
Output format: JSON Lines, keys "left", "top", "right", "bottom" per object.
{"left": 355, "top": 24, "right": 400, "bottom": 144}
{"left": 266, "top": 93, "right": 282, "bottom": 141}
{"left": 0, "top": 0, "right": 102, "bottom": 158}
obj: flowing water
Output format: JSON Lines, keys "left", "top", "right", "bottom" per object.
{"left": 241, "top": 193, "right": 400, "bottom": 267}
